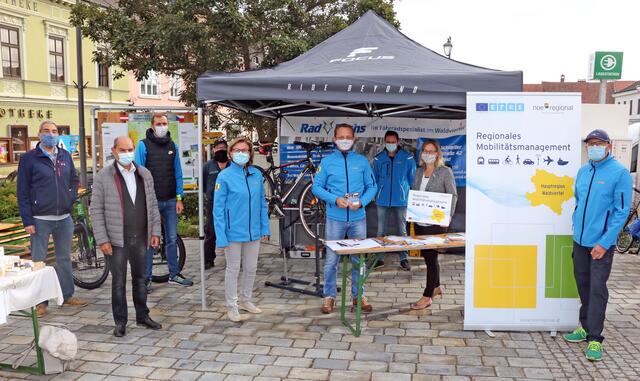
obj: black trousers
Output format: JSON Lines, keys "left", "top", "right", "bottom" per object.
{"left": 204, "top": 198, "right": 216, "bottom": 263}
{"left": 414, "top": 224, "right": 447, "bottom": 298}
{"left": 573, "top": 242, "right": 614, "bottom": 343}
{"left": 107, "top": 236, "right": 149, "bottom": 325}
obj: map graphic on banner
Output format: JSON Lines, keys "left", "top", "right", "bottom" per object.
{"left": 280, "top": 116, "right": 466, "bottom": 185}
{"left": 465, "top": 93, "right": 581, "bottom": 331}
{"left": 101, "top": 113, "right": 199, "bottom": 190}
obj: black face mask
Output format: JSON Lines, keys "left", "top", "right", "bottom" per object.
{"left": 214, "top": 150, "right": 228, "bottom": 163}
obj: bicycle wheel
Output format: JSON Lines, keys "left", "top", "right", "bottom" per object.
{"left": 616, "top": 210, "right": 638, "bottom": 253}
{"left": 254, "top": 165, "right": 282, "bottom": 218}
{"left": 71, "top": 223, "right": 110, "bottom": 289}
{"left": 151, "top": 234, "right": 187, "bottom": 283}
{"left": 299, "top": 182, "right": 325, "bottom": 240}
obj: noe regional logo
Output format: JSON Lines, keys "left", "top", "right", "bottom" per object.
{"left": 532, "top": 103, "right": 574, "bottom": 113}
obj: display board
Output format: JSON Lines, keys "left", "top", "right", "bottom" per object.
{"left": 99, "top": 112, "right": 199, "bottom": 190}
{"left": 280, "top": 116, "right": 466, "bottom": 185}
{"left": 465, "top": 92, "right": 581, "bottom": 331}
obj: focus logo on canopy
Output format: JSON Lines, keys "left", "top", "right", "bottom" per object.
{"left": 329, "top": 46, "right": 395, "bottom": 63}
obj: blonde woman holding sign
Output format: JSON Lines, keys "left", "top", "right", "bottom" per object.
{"left": 410, "top": 140, "right": 457, "bottom": 310}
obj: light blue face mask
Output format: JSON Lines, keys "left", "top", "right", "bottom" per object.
{"left": 385, "top": 143, "right": 398, "bottom": 152}
{"left": 117, "top": 152, "right": 135, "bottom": 166}
{"left": 587, "top": 145, "right": 607, "bottom": 162}
{"left": 233, "top": 152, "right": 250, "bottom": 166}
{"left": 40, "top": 134, "right": 60, "bottom": 148}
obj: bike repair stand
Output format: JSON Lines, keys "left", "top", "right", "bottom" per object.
{"left": 265, "top": 220, "right": 327, "bottom": 297}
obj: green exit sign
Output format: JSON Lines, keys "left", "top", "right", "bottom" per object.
{"left": 589, "top": 51, "right": 623, "bottom": 80}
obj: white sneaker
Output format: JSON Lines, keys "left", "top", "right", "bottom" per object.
{"left": 238, "top": 301, "right": 262, "bottom": 314}
{"left": 227, "top": 306, "right": 243, "bottom": 322}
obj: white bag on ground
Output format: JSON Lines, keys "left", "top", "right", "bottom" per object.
{"left": 38, "top": 325, "right": 77, "bottom": 360}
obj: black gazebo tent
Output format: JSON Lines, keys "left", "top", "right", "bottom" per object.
{"left": 196, "top": 10, "right": 522, "bottom": 118}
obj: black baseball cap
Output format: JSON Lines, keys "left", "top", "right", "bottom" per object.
{"left": 584, "top": 129, "right": 610, "bottom": 143}
{"left": 213, "top": 138, "right": 228, "bottom": 147}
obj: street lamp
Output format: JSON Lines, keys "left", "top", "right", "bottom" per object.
{"left": 443, "top": 36, "right": 452, "bottom": 59}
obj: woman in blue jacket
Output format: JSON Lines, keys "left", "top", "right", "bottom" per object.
{"left": 213, "top": 137, "right": 269, "bottom": 322}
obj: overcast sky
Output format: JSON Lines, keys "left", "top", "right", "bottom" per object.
{"left": 395, "top": 0, "right": 639, "bottom": 84}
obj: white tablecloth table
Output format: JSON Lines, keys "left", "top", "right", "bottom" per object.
{"left": 0, "top": 266, "right": 64, "bottom": 375}
{"left": 0, "top": 266, "right": 64, "bottom": 325}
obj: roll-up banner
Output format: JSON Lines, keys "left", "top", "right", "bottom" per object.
{"left": 465, "top": 92, "right": 581, "bottom": 331}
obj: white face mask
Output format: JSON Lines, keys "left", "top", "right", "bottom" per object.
{"left": 421, "top": 152, "right": 437, "bottom": 164}
{"left": 154, "top": 126, "right": 169, "bottom": 138}
{"left": 335, "top": 139, "right": 354, "bottom": 151}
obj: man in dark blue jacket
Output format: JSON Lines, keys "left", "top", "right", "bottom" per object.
{"left": 563, "top": 129, "right": 632, "bottom": 361}
{"left": 373, "top": 131, "right": 416, "bottom": 271}
{"left": 135, "top": 113, "right": 193, "bottom": 290}
{"left": 17, "top": 121, "right": 87, "bottom": 317}
{"left": 202, "top": 139, "right": 228, "bottom": 269}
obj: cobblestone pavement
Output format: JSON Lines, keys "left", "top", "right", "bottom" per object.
{"left": 0, "top": 239, "right": 638, "bottom": 381}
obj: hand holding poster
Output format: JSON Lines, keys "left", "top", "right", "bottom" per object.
{"left": 406, "top": 190, "right": 453, "bottom": 226}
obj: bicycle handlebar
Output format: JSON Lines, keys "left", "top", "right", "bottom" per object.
{"left": 634, "top": 187, "right": 640, "bottom": 194}
{"left": 293, "top": 141, "right": 334, "bottom": 151}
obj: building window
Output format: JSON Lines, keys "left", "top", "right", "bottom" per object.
{"left": 49, "top": 36, "right": 65, "bottom": 82}
{"left": 10, "top": 125, "right": 28, "bottom": 162}
{"left": 140, "top": 71, "right": 159, "bottom": 97}
{"left": 632, "top": 144, "right": 638, "bottom": 173}
{"left": 169, "top": 75, "right": 181, "bottom": 99}
{"left": 97, "top": 63, "right": 109, "bottom": 87}
{"left": 631, "top": 100, "right": 634, "bottom": 116}
{"left": 1, "top": 26, "right": 21, "bottom": 78}
{"left": 637, "top": 99, "right": 640, "bottom": 115}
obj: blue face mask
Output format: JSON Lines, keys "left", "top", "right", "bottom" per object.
{"left": 233, "top": 152, "right": 250, "bottom": 166}
{"left": 386, "top": 143, "right": 398, "bottom": 153}
{"left": 40, "top": 134, "right": 59, "bottom": 148}
{"left": 587, "top": 145, "right": 607, "bottom": 162}
{"left": 117, "top": 152, "right": 135, "bottom": 166}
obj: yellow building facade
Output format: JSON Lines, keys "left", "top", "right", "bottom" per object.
{"left": 0, "top": 0, "right": 128, "bottom": 167}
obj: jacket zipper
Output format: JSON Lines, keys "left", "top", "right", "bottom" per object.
{"left": 343, "top": 153, "right": 350, "bottom": 221}
{"left": 579, "top": 164, "right": 597, "bottom": 245}
{"left": 244, "top": 168, "right": 253, "bottom": 241}
{"left": 227, "top": 210, "right": 231, "bottom": 229}
{"left": 52, "top": 155, "right": 60, "bottom": 215}
{"left": 602, "top": 210, "right": 610, "bottom": 235}
{"left": 388, "top": 160, "right": 394, "bottom": 207}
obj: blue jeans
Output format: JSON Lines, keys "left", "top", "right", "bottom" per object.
{"left": 146, "top": 198, "right": 179, "bottom": 279}
{"left": 31, "top": 216, "right": 75, "bottom": 300}
{"left": 376, "top": 206, "right": 408, "bottom": 261}
{"left": 324, "top": 217, "right": 367, "bottom": 299}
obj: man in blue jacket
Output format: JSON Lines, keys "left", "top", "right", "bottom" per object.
{"left": 373, "top": 131, "right": 416, "bottom": 271}
{"left": 312, "top": 123, "right": 377, "bottom": 314}
{"left": 17, "top": 121, "right": 87, "bottom": 317}
{"left": 563, "top": 129, "right": 632, "bottom": 361}
{"left": 135, "top": 113, "right": 193, "bottom": 290}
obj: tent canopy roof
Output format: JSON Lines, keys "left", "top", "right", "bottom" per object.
{"left": 197, "top": 11, "right": 522, "bottom": 119}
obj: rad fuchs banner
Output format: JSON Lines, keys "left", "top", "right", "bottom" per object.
{"left": 279, "top": 116, "right": 466, "bottom": 185}
{"left": 465, "top": 92, "right": 581, "bottom": 331}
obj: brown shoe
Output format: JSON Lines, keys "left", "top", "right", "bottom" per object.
{"left": 36, "top": 303, "right": 47, "bottom": 318}
{"left": 321, "top": 297, "right": 335, "bottom": 314}
{"left": 64, "top": 297, "right": 88, "bottom": 307}
{"left": 353, "top": 297, "right": 373, "bottom": 313}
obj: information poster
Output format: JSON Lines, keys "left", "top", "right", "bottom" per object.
{"left": 406, "top": 190, "right": 452, "bottom": 226}
{"left": 465, "top": 93, "right": 581, "bottom": 331}
{"left": 101, "top": 113, "right": 198, "bottom": 190}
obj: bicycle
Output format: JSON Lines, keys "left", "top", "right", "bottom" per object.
{"left": 254, "top": 141, "right": 334, "bottom": 239}
{"left": 615, "top": 187, "right": 640, "bottom": 253}
{"left": 71, "top": 189, "right": 110, "bottom": 289}
{"left": 150, "top": 223, "right": 186, "bottom": 283}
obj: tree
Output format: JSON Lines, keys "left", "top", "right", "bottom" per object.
{"left": 72, "top": 0, "right": 399, "bottom": 141}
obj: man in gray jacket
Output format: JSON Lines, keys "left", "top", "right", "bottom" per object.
{"left": 91, "top": 136, "right": 162, "bottom": 337}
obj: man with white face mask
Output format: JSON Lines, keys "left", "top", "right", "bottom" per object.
{"left": 373, "top": 130, "right": 416, "bottom": 271}
{"left": 135, "top": 113, "right": 193, "bottom": 290}
{"left": 564, "top": 129, "right": 631, "bottom": 361}
{"left": 312, "top": 123, "right": 377, "bottom": 314}
{"left": 91, "top": 136, "right": 162, "bottom": 337}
